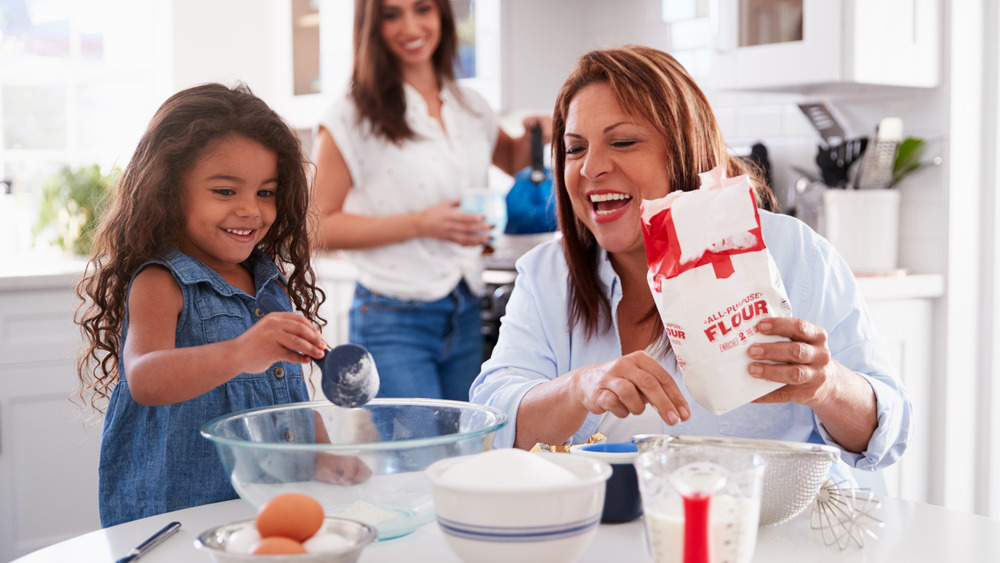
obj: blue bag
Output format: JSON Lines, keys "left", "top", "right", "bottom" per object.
{"left": 504, "top": 125, "right": 558, "bottom": 235}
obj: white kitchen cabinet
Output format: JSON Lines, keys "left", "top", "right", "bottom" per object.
{"left": 709, "top": 0, "right": 940, "bottom": 91}
{"left": 0, "top": 271, "right": 102, "bottom": 562}
{"left": 857, "top": 274, "right": 943, "bottom": 505}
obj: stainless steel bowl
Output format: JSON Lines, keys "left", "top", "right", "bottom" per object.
{"left": 194, "top": 517, "right": 375, "bottom": 562}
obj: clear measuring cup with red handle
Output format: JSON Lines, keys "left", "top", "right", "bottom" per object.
{"left": 635, "top": 444, "right": 765, "bottom": 563}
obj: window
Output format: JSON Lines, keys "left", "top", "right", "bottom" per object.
{"left": 452, "top": 0, "right": 500, "bottom": 109}
{"left": 0, "top": 0, "right": 156, "bottom": 258}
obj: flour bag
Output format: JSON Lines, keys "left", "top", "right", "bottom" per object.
{"left": 641, "top": 166, "right": 792, "bottom": 414}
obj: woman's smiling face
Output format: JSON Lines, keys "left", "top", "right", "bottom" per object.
{"left": 379, "top": 0, "right": 441, "bottom": 70}
{"left": 563, "top": 82, "right": 671, "bottom": 258}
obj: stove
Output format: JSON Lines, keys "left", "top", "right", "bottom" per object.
{"left": 477, "top": 233, "right": 557, "bottom": 361}
{"left": 480, "top": 268, "right": 516, "bottom": 361}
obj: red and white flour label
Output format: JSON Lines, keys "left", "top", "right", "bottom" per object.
{"left": 640, "top": 167, "right": 792, "bottom": 414}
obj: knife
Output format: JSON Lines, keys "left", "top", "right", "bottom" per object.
{"left": 115, "top": 521, "right": 181, "bottom": 563}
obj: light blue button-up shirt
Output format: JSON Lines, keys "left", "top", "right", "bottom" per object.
{"left": 470, "top": 211, "right": 912, "bottom": 481}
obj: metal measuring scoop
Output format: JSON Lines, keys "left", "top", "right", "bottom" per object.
{"left": 256, "top": 293, "right": 379, "bottom": 408}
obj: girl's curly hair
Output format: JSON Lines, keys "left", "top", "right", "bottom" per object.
{"left": 74, "top": 82, "right": 324, "bottom": 413}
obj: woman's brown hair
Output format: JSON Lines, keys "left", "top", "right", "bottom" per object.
{"left": 75, "top": 82, "right": 324, "bottom": 412}
{"left": 551, "top": 45, "right": 776, "bottom": 342}
{"left": 350, "top": 0, "right": 459, "bottom": 143}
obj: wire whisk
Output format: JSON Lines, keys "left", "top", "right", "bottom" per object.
{"left": 810, "top": 479, "right": 885, "bottom": 550}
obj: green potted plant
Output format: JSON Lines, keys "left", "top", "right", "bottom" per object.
{"left": 33, "top": 164, "right": 118, "bottom": 256}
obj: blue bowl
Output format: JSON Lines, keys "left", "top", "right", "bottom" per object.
{"left": 571, "top": 443, "right": 642, "bottom": 523}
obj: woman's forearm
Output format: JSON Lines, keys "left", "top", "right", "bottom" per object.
{"left": 314, "top": 210, "right": 421, "bottom": 251}
{"left": 811, "top": 366, "right": 879, "bottom": 454}
{"left": 512, "top": 374, "right": 591, "bottom": 450}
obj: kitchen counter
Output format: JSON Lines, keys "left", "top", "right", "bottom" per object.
{"left": 0, "top": 254, "right": 946, "bottom": 301}
{"left": 14, "top": 495, "right": 1000, "bottom": 562}
{"left": 0, "top": 255, "right": 947, "bottom": 559}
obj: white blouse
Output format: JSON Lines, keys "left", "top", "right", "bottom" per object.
{"left": 318, "top": 82, "right": 499, "bottom": 301}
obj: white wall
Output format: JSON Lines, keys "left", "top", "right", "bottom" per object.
{"left": 165, "top": 0, "right": 280, "bottom": 98}
{"left": 498, "top": 0, "right": 673, "bottom": 114}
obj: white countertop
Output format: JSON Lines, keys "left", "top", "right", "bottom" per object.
{"left": 0, "top": 253, "right": 945, "bottom": 302}
{"left": 13, "top": 495, "right": 1000, "bottom": 562}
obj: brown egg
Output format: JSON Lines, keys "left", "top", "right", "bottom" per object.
{"left": 249, "top": 536, "right": 308, "bottom": 555}
{"left": 256, "top": 493, "right": 325, "bottom": 542}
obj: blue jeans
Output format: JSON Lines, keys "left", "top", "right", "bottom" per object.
{"left": 349, "top": 281, "right": 484, "bottom": 401}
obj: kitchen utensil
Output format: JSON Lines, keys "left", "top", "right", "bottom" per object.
{"left": 747, "top": 142, "right": 773, "bottom": 194}
{"left": 194, "top": 517, "right": 375, "bottom": 562}
{"left": 855, "top": 117, "right": 903, "bottom": 189}
{"left": 634, "top": 435, "right": 839, "bottom": 527}
{"left": 815, "top": 137, "right": 868, "bottom": 188}
{"left": 115, "top": 521, "right": 181, "bottom": 563}
{"left": 256, "top": 293, "right": 379, "bottom": 408}
{"left": 789, "top": 165, "right": 821, "bottom": 184}
{"left": 635, "top": 444, "right": 765, "bottom": 563}
{"left": 201, "top": 399, "right": 506, "bottom": 540}
{"left": 798, "top": 103, "right": 846, "bottom": 147}
{"left": 426, "top": 451, "right": 610, "bottom": 563}
{"left": 528, "top": 123, "right": 546, "bottom": 184}
{"left": 810, "top": 479, "right": 884, "bottom": 551}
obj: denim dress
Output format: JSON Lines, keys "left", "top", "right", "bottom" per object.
{"left": 98, "top": 248, "right": 310, "bottom": 527}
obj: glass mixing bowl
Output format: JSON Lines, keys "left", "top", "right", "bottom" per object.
{"left": 201, "top": 399, "right": 506, "bottom": 540}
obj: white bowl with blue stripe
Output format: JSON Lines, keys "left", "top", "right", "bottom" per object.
{"left": 426, "top": 452, "right": 612, "bottom": 563}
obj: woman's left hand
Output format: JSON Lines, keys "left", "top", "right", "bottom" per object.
{"left": 747, "top": 315, "right": 878, "bottom": 453}
{"left": 746, "top": 316, "right": 843, "bottom": 408}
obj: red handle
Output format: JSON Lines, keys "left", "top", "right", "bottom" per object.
{"left": 682, "top": 494, "right": 712, "bottom": 563}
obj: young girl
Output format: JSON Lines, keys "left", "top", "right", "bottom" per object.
{"left": 75, "top": 82, "right": 328, "bottom": 527}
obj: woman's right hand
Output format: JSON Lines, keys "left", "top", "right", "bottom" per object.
{"left": 416, "top": 200, "right": 494, "bottom": 246}
{"left": 570, "top": 351, "right": 690, "bottom": 425}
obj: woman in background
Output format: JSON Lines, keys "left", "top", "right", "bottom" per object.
{"left": 311, "top": 0, "right": 550, "bottom": 400}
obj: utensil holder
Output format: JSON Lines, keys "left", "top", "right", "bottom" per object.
{"left": 820, "top": 189, "right": 901, "bottom": 273}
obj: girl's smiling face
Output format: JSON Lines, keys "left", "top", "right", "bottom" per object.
{"left": 177, "top": 134, "right": 278, "bottom": 276}
{"left": 379, "top": 0, "right": 441, "bottom": 70}
{"left": 563, "top": 82, "right": 671, "bottom": 260}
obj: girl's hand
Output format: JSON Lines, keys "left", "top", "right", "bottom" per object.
{"left": 416, "top": 200, "right": 493, "bottom": 246}
{"left": 315, "top": 453, "right": 373, "bottom": 485}
{"left": 747, "top": 316, "right": 844, "bottom": 408}
{"left": 570, "top": 351, "right": 690, "bottom": 425}
{"left": 235, "top": 312, "right": 327, "bottom": 374}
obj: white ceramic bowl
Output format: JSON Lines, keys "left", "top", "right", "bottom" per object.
{"left": 194, "top": 517, "right": 375, "bottom": 562}
{"left": 426, "top": 452, "right": 612, "bottom": 563}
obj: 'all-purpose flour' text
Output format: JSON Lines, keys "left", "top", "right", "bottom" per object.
{"left": 704, "top": 294, "right": 769, "bottom": 343}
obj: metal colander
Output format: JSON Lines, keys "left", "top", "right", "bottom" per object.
{"left": 633, "top": 434, "right": 840, "bottom": 527}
